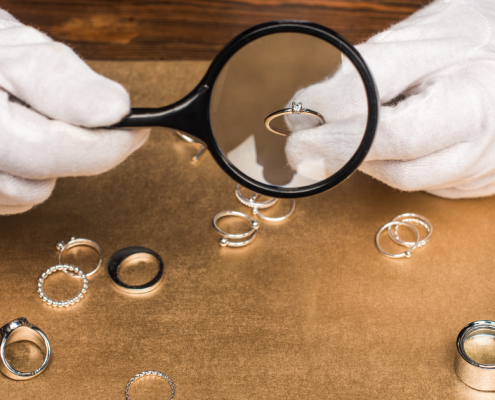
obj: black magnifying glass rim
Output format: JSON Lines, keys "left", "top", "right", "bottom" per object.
{"left": 118, "top": 20, "right": 379, "bottom": 199}
{"left": 200, "top": 20, "right": 379, "bottom": 199}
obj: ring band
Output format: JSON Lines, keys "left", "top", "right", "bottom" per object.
{"left": 264, "top": 102, "right": 325, "bottom": 136}
{"left": 0, "top": 317, "right": 51, "bottom": 380}
{"left": 212, "top": 211, "right": 259, "bottom": 247}
{"left": 213, "top": 211, "right": 259, "bottom": 240}
{"left": 126, "top": 370, "right": 175, "bottom": 400}
{"left": 107, "top": 247, "right": 164, "bottom": 294}
{"left": 37, "top": 265, "right": 88, "bottom": 307}
{"left": 375, "top": 221, "right": 419, "bottom": 259}
{"left": 252, "top": 199, "right": 296, "bottom": 222}
{"left": 235, "top": 184, "right": 278, "bottom": 209}
{"left": 57, "top": 237, "right": 103, "bottom": 278}
{"left": 389, "top": 213, "right": 433, "bottom": 248}
{"left": 455, "top": 320, "right": 495, "bottom": 391}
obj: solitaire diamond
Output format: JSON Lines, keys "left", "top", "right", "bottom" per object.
{"left": 292, "top": 102, "right": 302, "bottom": 114}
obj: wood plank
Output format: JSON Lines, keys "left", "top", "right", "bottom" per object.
{"left": 1, "top": 0, "right": 426, "bottom": 60}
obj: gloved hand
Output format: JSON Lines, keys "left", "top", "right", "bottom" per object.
{"left": 0, "top": 9, "right": 149, "bottom": 215}
{"left": 286, "top": 0, "right": 495, "bottom": 198}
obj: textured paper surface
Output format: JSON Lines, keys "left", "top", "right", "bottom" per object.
{"left": 1, "top": 61, "right": 495, "bottom": 399}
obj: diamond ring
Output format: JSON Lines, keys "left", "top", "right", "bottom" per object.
{"left": 264, "top": 102, "right": 325, "bottom": 136}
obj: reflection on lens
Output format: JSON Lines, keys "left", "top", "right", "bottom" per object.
{"left": 210, "top": 32, "right": 369, "bottom": 189}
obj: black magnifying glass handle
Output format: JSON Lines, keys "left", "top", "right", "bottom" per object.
{"left": 113, "top": 84, "right": 211, "bottom": 146}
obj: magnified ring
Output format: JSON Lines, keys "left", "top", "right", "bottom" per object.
{"left": 126, "top": 370, "right": 176, "bottom": 400}
{"left": 0, "top": 318, "right": 51, "bottom": 380}
{"left": 264, "top": 102, "right": 325, "bottom": 136}
{"left": 388, "top": 213, "right": 432, "bottom": 248}
{"left": 37, "top": 265, "right": 88, "bottom": 307}
{"left": 375, "top": 221, "right": 419, "bottom": 259}
{"left": 252, "top": 199, "right": 296, "bottom": 222}
{"left": 56, "top": 237, "right": 103, "bottom": 278}
{"left": 455, "top": 320, "right": 495, "bottom": 391}
{"left": 107, "top": 247, "right": 164, "bottom": 294}
{"left": 235, "top": 184, "right": 278, "bottom": 209}
{"left": 213, "top": 211, "right": 259, "bottom": 239}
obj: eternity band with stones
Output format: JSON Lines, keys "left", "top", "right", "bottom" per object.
{"left": 37, "top": 265, "right": 88, "bottom": 307}
{"left": 264, "top": 102, "right": 325, "bottom": 136}
{"left": 126, "top": 370, "right": 176, "bottom": 400}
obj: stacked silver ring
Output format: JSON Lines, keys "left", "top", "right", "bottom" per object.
{"left": 235, "top": 184, "right": 296, "bottom": 222}
{"left": 126, "top": 370, "right": 176, "bottom": 400}
{"left": 213, "top": 210, "right": 259, "bottom": 247}
{"left": 375, "top": 213, "right": 433, "bottom": 258}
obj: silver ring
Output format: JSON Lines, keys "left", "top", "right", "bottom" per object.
{"left": 235, "top": 184, "right": 278, "bottom": 209}
{"left": 126, "top": 370, "right": 175, "bottom": 400}
{"left": 107, "top": 247, "right": 164, "bottom": 294}
{"left": 0, "top": 317, "right": 51, "bottom": 380}
{"left": 264, "top": 102, "right": 325, "bottom": 136}
{"left": 455, "top": 320, "right": 495, "bottom": 391}
{"left": 56, "top": 237, "right": 103, "bottom": 278}
{"left": 219, "top": 230, "right": 258, "bottom": 248}
{"left": 212, "top": 211, "right": 259, "bottom": 240}
{"left": 253, "top": 199, "right": 296, "bottom": 222}
{"left": 37, "top": 265, "right": 88, "bottom": 307}
{"left": 375, "top": 221, "right": 419, "bottom": 259}
{"left": 388, "top": 213, "right": 433, "bottom": 248}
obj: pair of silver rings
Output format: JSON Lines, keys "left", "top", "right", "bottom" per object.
{"left": 235, "top": 184, "right": 296, "bottom": 222}
{"left": 375, "top": 213, "right": 433, "bottom": 258}
{"left": 37, "top": 237, "right": 103, "bottom": 307}
{"left": 0, "top": 318, "right": 50, "bottom": 380}
{"left": 213, "top": 211, "right": 259, "bottom": 248}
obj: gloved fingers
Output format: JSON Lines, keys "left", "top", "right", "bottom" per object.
{"left": 426, "top": 179, "right": 495, "bottom": 199}
{"left": 357, "top": 0, "right": 490, "bottom": 103}
{"left": 0, "top": 171, "right": 55, "bottom": 214}
{"left": 0, "top": 93, "right": 150, "bottom": 180}
{"left": 0, "top": 23, "right": 130, "bottom": 127}
{"left": 360, "top": 140, "right": 483, "bottom": 193}
{"left": 366, "top": 62, "right": 495, "bottom": 162}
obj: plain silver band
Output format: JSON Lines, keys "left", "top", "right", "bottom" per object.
{"left": 0, "top": 318, "right": 51, "bottom": 380}
{"left": 455, "top": 320, "right": 495, "bottom": 391}
{"left": 126, "top": 370, "right": 176, "bottom": 400}
{"left": 375, "top": 221, "right": 419, "bottom": 259}
{"left": 264, "top": 108, "right": 325, "bottom": 136}
{"left": 58, "top": 238, "right": 103, "bottom": 278}
{"left": 235, "top": 184, "right": 278, "bottom": 209}
{"left": 389, "top": 213, "right": 433, "bottom": 248}
{"left": 212, "top": 211, "right": 258, "bottom": 239}
{"left": 253, "top": 199, "right": 296, "bottom": 222}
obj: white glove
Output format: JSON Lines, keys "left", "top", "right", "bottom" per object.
{"left": 286, "top": 0, "right": 495, "bottom": 198}
{"left": 0, "top": 10, "right": 149, "bottom": 215}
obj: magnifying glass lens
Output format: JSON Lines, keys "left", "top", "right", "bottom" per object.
{"left": 210, "top": 32, "right": 369, "bottom": 189}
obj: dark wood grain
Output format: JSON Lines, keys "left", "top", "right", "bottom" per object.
{"left": 1, "top": 0, "right": 426, "bottom": 60}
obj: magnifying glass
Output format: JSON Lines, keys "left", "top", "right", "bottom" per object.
{"left": 115, "top": 21, "right": 379, "bottom": 199}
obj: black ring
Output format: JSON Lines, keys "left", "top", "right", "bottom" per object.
{"left": 107, "top": 246, "right": 164, "bottom": 294}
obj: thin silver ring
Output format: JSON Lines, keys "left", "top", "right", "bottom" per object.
{"left": 212, "top": 211, "right": 259, "bottom": 239}
{"left": 37, "top": 265, "right": 88, "bottom": 307}
{"left": 57, "top": 237, "right": 103, "bottom": 278}
{"left": 0, "top": 317, "right": 51, "bottom": 380}
{"left": 375, "top": 221, "right": 419, "bottom": 259}
{"left": 264, "top": 102, "right": 325, "bottom": 136}
{"left": 253, "top": 199, "right": 296, "bottom": 222}
{"left": 389, "top": 213, "right": 433, "bottom": 248}
{"left": 235, "top": 184, "right": 278, "bottom": 209}
{"left": 126, "top": 370, "right": 175, "bottom": 400}
{"left": 455, "top": 320, "right": 495, "bottom": 391}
